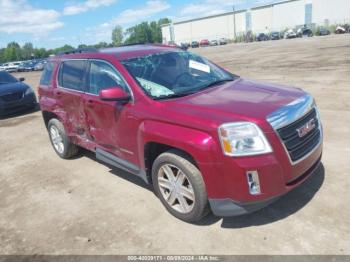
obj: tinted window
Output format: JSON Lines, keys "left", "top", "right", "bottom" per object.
{"left": 88, "top": 60, "right": 128, "bottom": 95}
{"left": 40, "top": 62, "right": 55, "bottom": 85}
{"left": 58, "top": 60, "right": 87, "bottom": 91}
{"left": 0, "top": 71, "right": 18, "bottom": 84}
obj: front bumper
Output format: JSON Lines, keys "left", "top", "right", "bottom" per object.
{"left": 0, "top": 93, "right": 37, "bottom": 116}
{"left": 209, "top": 155, "right": 322, "bottom": 216}
{"left": 209, "top": 196, "right": 279, "bottom": 217}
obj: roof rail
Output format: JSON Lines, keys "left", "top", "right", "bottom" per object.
{"left": 57, "top": 48, "right": 98, "bottom": 56}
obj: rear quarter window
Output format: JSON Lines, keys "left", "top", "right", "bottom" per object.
{"left": 40, "top": 62, "right": 55, "bottom": 86}
{"left": 58, "top": 60, "right": 87, "bottom": 91}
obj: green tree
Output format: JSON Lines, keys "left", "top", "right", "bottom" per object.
{"left": 52, "top": 44, "right": 75, "bottom": 55}
{"left": 22, "top": 42, "right": 34, "bottom": 60}
{"left": 124, "top": 18, "right": 171, "bottom": 45}
{"left": 4, "top": 42, "right": 21, "bottom": 61}
{"left": 0, "top": 48, "right": 5, "bottom": 63}
{"left": 34, "top": 48, "right": 48, "bottom": 58}
{"left": 94, "top": 42, "right": 109, "bottom": 48}
{"left": 112, "top": 25, "right": 123, "bottom": 46}
{"left": 78, "top": 44, "right": 88, "bottom": 49}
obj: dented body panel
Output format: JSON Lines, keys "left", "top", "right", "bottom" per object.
{"left": 39, "top": 45, "right": 323, "bottom": 216}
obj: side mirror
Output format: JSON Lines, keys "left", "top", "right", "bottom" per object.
{"left": 19, "top": 77, "right": 25, "bottom": 82}
{"left": 99, "top": 87, "right": 131, "bottom": 102}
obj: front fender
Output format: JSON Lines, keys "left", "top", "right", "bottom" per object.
{"left": 138, "top": 120, "right": 224, "bottom": 197}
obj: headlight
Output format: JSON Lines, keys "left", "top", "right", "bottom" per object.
{"left": 218, "top": 122, "right": 272, "bottom": 156}
{"left": 25, "top": 87, "right": 34, "bottom": 95}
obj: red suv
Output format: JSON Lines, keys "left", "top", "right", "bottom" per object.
{"left": 39, "top": 45, "right": 323, "bottom": 222}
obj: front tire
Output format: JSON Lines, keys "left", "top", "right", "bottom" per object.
{"left": 152, "top": 149, "right": 209, "bottom": 222}
{"left": 48, "top": 118, "right": 79, "bottom": 159}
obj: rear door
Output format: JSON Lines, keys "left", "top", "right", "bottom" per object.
{"left": 56, "top": 60, "right": 88, "bottom": 137}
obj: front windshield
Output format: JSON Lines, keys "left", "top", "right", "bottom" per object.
{"left": 121, "top": 51, "right": 236, "bottom": 99}
{"left": 0, "top": 72, "right": 18, "bottom": 84}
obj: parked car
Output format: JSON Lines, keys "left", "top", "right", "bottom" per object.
{"left": 34, "top": 61, "right": 45, "bottom": 71}
{"left": 180, "top": 42, "right": 190, "bottom": 50}
{"left": 18, "top": 61, "right": 35, "bottom": 72}
{"left": 297, "top": 27, "right": 313, "bottom": 37}
{"left": 0, "top": 62, "right": 20, "bottom": 73}
{"left": 318, "top": 27, "right": 331, "bottom": 36}
{"left": 199, "top": 39, "right": 209, "bottom": 47}
{"left": 270, "top": 31, "right": 280, "bottom": 40}
{"left": 210, "top": 40, "right": 218, "bottom": 46}
{"left": 191, "top": 41, "right": 199, "bottom": 48}
{"left": 219, "top": 38, "right": 227, "bottom": 45}
{"left": 256, "top": 33, "right": 269, "bottom": 41}
{"left": 0, "top": 71, "right": 37, "bottom": 116}
{"left": 335, "top": 25, "right": 346, "bottom": 34}
{"left": 39, "top": 45, "right": 323, "bottom": 222}
{"left": 284, "top": 29, "right": 297, "bottom": 39}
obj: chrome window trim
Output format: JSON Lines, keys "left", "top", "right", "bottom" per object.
{"left": 56, "top": 58, "right": 134, "bottom": 102}
{"left": 86, "top": 59, "right": 134, "bottom": 102}
{"left": 267, "top": 93, "right": 323, "bottom": 165}
{"left": 56, "top": 59, "right": 88, "bottom": 94}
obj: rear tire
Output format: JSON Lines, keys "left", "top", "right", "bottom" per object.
{"left": 152, "top": 149, "right": 209, "bottom": 222}
{"left": 48, "top": 118, "right": 79, "bottom": 159}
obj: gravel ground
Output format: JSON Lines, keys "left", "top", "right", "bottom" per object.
{"left": 1, "top": 34, "right": 349, "bottom": 255}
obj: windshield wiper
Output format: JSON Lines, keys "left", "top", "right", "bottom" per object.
{"left": 199, "top": 78, "right": 234, "bottom": 91}
{"left": 153, "top": 91, "right": 196, "bottom": 100}
{"left": 153, "top": 78, "right": 234, "bottom": 100}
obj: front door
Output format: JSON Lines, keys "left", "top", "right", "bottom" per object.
{"left": 83, "top": 59, "right": 133, "bottom": 158}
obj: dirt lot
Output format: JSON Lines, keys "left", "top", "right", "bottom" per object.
{"left": 1, "top": 34, "right": 350, "bottom": 255}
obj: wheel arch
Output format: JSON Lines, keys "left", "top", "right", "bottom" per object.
{"left": 144, "top": 142, "right": 198, "bottom": 184}
{"left": 138, "top": 120, "right": 220, "bottom": 185}
{"left": 42, "top": 111, "right": 60, "bottom": 129}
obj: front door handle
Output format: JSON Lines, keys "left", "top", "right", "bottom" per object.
{"left": 87, "top": 99, "right": 94, "bottom": 107}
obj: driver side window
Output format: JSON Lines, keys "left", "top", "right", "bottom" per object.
{"left": 88, "top": 60, "right": 128, "bottom": 95}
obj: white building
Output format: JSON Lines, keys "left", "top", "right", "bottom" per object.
{"left": 161, "top": 0, "right": 350, "bottom": 44}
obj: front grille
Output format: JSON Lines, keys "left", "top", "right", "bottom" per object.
{"left": 277, "top": 108, "right": 321, "bottom": 162}
{"left": 0, "top": 92, "right": 23, "bottom": 102}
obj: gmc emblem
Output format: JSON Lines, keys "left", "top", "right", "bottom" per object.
{"left": 297, "top": 118, "right": 316, "bottom": 138}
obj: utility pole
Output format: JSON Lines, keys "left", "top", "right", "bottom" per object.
{"left": 233, "top": 3, "right": 236, "bottom": 40}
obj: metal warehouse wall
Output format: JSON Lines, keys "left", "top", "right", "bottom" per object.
{"left": 313, "top": 0, "right": 350, "bottom": 24}
{"left": 161, "top": 0, "right": 350, "bottom": 44}
{"left": 272, "top": 0, "right": 307, "bottom": 30}
{"left": 162, "top": 12, "right": 247, "bottom": 44}
{"left": 251, "top": 6, "right": 273, "bottom": 32}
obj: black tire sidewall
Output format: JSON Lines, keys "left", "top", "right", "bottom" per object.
{"left": 48, "top": 119, "right": 71, "bottom": 159}
{"left": 152, "top": 151, "right": 208, "bottom": 222}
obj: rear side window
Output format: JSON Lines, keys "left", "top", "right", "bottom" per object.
{"left": 40, "top": 62, "right": 55, "bottom": 85}
{"left": 58, "top": 60, "right": 87, "bottom": 91}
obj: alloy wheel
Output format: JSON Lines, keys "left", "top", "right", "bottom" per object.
{"left": 50, "top": 125, "right": 64, "bottom": 154}
{"left": 157, "top": 164, "right": 195, "bottom": 213}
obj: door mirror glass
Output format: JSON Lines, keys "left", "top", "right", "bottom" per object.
{"left": 99, "top": 87, "right": 131, "bottom": 102}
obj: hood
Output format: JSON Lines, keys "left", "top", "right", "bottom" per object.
{"left": 163, "top": 78, "right": 305, "bottom": 129}
{"left": 0, "top": 82, "right": 29, "bottom": 96}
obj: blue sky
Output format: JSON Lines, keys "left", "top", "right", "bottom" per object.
{"left": 0, "top": 0, "right": 278, "bottom": 49}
